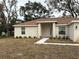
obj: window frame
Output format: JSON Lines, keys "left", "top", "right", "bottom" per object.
{"left": 59, "top": 26, "right": 66, "bottom": 35}
{"left": 21, "top": 27, "right": 25, "bottom": 35}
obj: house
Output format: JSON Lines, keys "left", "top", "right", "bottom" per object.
{"left": 13, "top": 17, "right": 79, "bottom": 42}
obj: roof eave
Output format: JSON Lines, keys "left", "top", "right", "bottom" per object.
{"left": 68, "top": 20, "right": 79, "bottom": 25}
{"left": 36, "top": 21, "right": 57, "bottom": 23}
{"left": 13, "top": 25, "right": 38, "bottom": 27}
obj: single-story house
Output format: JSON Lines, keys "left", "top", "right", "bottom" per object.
{"left": 13, "top": 17, "right": 79, "bottom": 42}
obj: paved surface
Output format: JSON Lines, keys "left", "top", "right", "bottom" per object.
{"left": 35, "top": 38, "right": 79, "bottom": 46}
{"left": 35, "top": 38, "right": 49, "bottom": 44}
{"left": 41, "top": 43, "right": 79, "bottom": 46}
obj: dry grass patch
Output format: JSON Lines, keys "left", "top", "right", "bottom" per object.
{"left": 0, "top": 37, "right": 78, "bottom": 59}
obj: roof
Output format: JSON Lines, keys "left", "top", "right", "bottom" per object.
{"left": 13, "top": 17, "right": 79, "bottom": 27}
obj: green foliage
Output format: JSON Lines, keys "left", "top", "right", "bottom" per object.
{"left": 1, "top": 0, "right": 17, "bottom": 36}
{"left": 20, "top": 1, "right": 49, "bottom": 21}
{"left": 48, "top": 0, "right": 79, "bottom": 17}
{"left": 10, "top": 18, "right": 16, "bottom": 25}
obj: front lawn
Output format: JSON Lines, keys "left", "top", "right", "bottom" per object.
{"left": 0, "top": 37, "right": 79, "bottom": 59}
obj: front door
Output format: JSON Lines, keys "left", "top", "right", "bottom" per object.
{"left": 41, "top": 23, "right": 52, "bottom": 37}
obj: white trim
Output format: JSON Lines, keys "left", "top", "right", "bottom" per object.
{"left": 40, "top": 43, "right": 79, "bottom": 46}
{"left": 36, "top": 21, "right": 57, "bottom": 23}
{"left": 13, "top": 20, "right": 79, "bottom": 27}
{"left": 72, "top": 20, "right": 79, "bottom": 22}
{"left": 57, "top": 24, "right": 68, "bottom": 26}
{"left": 68, "top": 20, "right": 79, "bottom": 25}
{"left": 13, "top": 25, "right": 38, "bottom": 27}
{"left": 38, "top": 24, "right": 41, "bottom": 38}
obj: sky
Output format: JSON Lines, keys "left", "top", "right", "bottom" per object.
{"left": 17, "top": 0, "right": 47, "bottom": 8}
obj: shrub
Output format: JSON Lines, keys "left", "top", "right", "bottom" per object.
{"left": 19, "top": 36, "right": 22, "bottom": 38}
{"left": 34, "top": 36, "right": 37, "bottom": 39}
{"left": 16, "top": 36, "right": 18, "bottom": 38}
{"left": 58, "top": 36, "right": 61, "bottom": 39}
{"left": 62, "top": 36, "right": 65, "bottom": 39}
{"left": 66, "top": 36, "right": 69, "bottom": 40}
{"left": 49, "top": 37, "right": 53, "bottom": 39}
{"left": 53, "top": 37, "right": 56, "bottom": 39}
{"left": 28, "top": 36, "right": 32, "bottom": 38}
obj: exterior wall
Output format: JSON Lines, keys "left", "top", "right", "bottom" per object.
{"left": 14, "top": 26, "right": 38, "bottom": 38}
{"left": 56, "top": 23, "right": 79, "bottom": 42}
{"left": 73, "top": 23, "right": 79, "bottom": 42}
{"left": 14, "top": 27, "right": 21, "bottom": 38}
{"left": 68, "top": 24, "right": 74, "bottom": 41}
{"left": 14, "top": 22, "right": 79, "bottom": 42}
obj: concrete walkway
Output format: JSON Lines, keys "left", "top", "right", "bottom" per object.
{"left": 41, "top": 43, "right": 79, "bottom": 46}
{"left": 35, "top": 38, "right": 49, "bottom": 44}
{"left": 35, "top": 38, "right": 79, "bottom": 46}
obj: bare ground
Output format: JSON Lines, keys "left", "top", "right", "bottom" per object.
{"left": 0, "top": 37, "right": 78, "bottom": 59}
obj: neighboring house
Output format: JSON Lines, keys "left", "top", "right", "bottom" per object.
{"left": 13, "top": 17, "right": 79, "bottom": 42}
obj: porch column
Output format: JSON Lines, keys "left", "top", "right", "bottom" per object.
{"left": 38, "top": 23, "right": 41, "bottom": 38}
{"left": 52, "top": 23, "right": 56, "bottom": 37}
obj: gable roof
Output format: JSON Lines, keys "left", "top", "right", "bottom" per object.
{"left": 13, "top": 17, "right": 79, "bottom": 27}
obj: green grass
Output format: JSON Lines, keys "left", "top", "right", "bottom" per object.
{"left": 0, "top": 37, "right": 78, "bottom": 59}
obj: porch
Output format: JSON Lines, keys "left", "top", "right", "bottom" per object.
{"left": 38, "top": 22, "right": 56, "bottom": 38}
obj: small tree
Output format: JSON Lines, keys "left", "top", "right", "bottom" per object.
{"left": 0, "top": 4, "right": 6, "bottom": 36}
{"left": 1, "top": 0, "right": 18, "bottom": 36}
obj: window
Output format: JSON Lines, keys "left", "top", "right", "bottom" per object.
{"left": 21, "top": 27, "right": 25, "bottom": 35}
{"left": 59, "top": 26, "right": 65, "bottom": 35}
{"left": 75, "top": 26, "right": 78, "bottom": 29}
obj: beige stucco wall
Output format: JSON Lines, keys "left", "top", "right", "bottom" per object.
{"left": 14, "top": 26, "right": 38, "bottom": 38}
{"left": 14, "top": 27, "right": 21, "bottom": 38}
{"left": 14, "top": 23, "right": 57, "bottom": 38}
{"left": 68, "top": 23, "right": 79, "bottom": 42}
{"left": 73, "top": 23, "right": 79, "bottom": 42}
{"left": 54, "top": 23, "right": 79, "bottom": 42}
{"left": 68, "top": 24, "right": 74, "bottom": 41}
